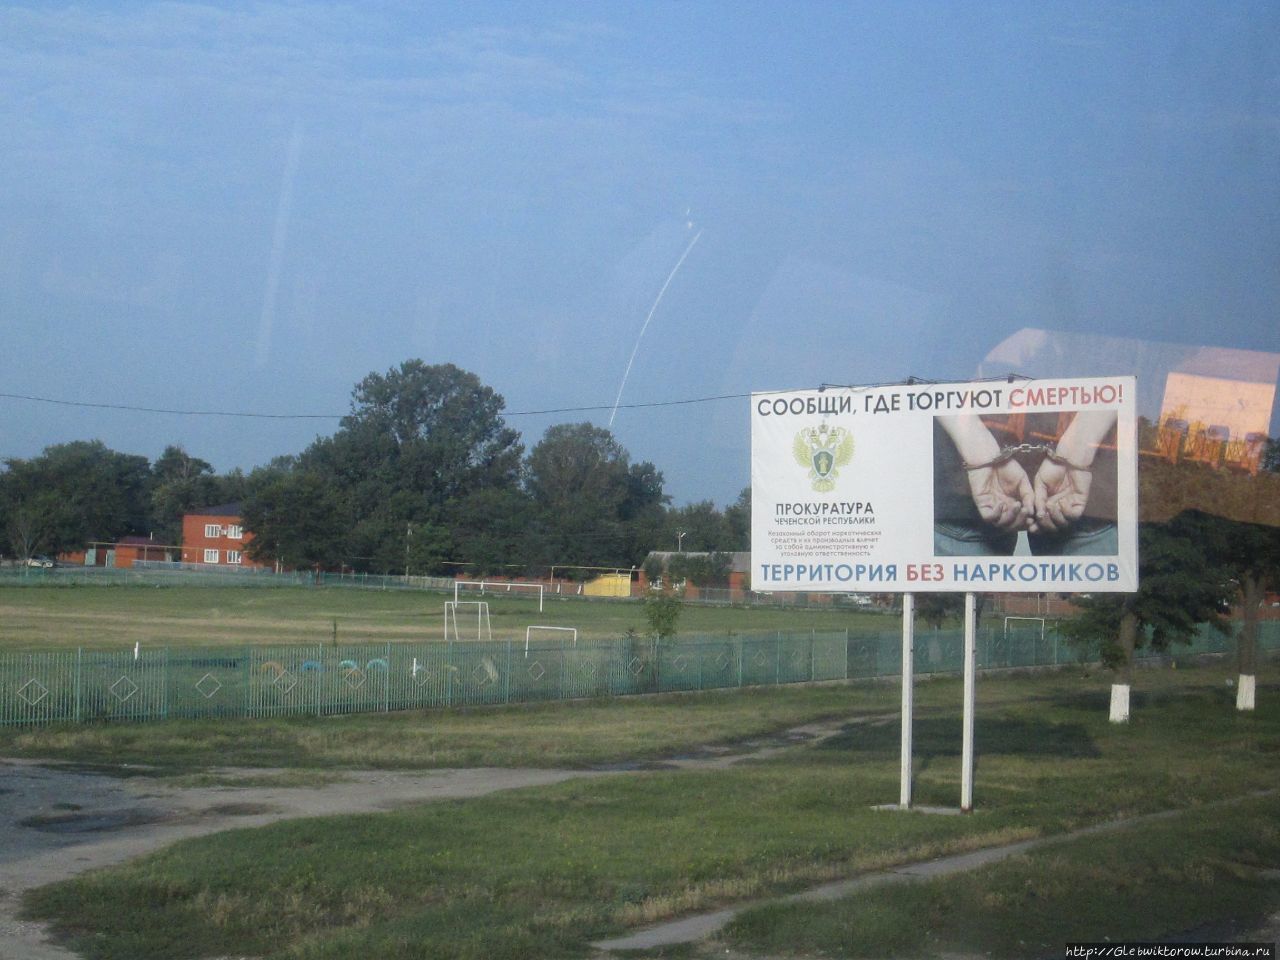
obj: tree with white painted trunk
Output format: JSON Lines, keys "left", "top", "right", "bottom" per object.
{"left": 1172, "top": 511, "right": 1280, "bottom": 712}
{"left": 1060, "top": 519, "right": 1231, "bottom": 722}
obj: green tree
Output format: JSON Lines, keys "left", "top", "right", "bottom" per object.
{"left": 332, "top": 360, "right": 521, "bottom": 498}
{"left": 663, "top": 500, "right": 732, "bottom": 553}
{"left": 665, "top": 550, "right": 732, "bottom": 587}
{"left": 148, "top": 445, "right": 221, "bottom": 545}
{"left": 1060, "top": 519, "right": 1231, "bottom": 715}
{"left": 524, "top": 422, "right": 666, "bottom": 568}
{"left": 1263, "top": 437, "right": 1279, "bottom": 473}
{"left": 448, "top": 487, "right": 536, "bottom": 576}
{"left": 915, "top": 593, "right": 964, "bottom": 629}
{"left": 0, "top": 441, "right": 151, "bottom": 555}
{"left": 619, "top": 461, "right": 669, "bottom": 562}
{"left": 242, "top": 467, "right": 348, "bottom": 571}
{"left": 724, "top": 487, "right": 751, "bottom": 551}
{"left": 1173, "top": 510, "right": 1280, "bottom": 706}
{"left": 643, "top": 587, "right": 683, "bottom": 641}
{"left": 248, "top": 361, "right": 524, "bottom": 574}
{"left": 3, "top": 502, "right": 45, "bottom": 563}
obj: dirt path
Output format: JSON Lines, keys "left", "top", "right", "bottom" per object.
{"left": 0, "top": 717, "right": 856, "bottom": 959}
{"left": 0, "top": 762, "right": 614, "bottom": 960}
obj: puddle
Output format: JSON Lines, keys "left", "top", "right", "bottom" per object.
{"left": 20, "top": 808, "right": 168, "bottom": 834}
{"left": 199, "top": 803, "right": 280, "bottom": 817}
{"left": 50, "top": 762, "right": 161, "bottom": 779}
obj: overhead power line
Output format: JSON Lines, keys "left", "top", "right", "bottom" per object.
{"left": 0, "top": 390, "right": 755, "bottom": 420}
{"left": 0, "top": 392, "right": 340, "bottom": 420}
{"left": 0, "top": 376, "right": 1026, "bottom": 423}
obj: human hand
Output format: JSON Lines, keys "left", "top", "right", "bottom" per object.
{"left": 1033, "top": 409, "right": 1113, "bottom": 532}
{"left": 966, "top": 458, "right": 1035, "bottom": 532}
{"left": 1033, "top": 458, "right": 1092, "bottom": 532}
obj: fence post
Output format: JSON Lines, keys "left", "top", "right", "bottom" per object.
{"left": 244, "top": 647, "right": 252, "bottom": 718}
{"left": 560, "top": 638, "right": 567, "bottom": 700}
{"left": 74, "top": 648, "right": 82, "bottom": 723}
{"left": 447, "top": 639, "right": 454, "bottom": 707}
{"left": 504, "top": 639, "right": 512, "bottom": 703}
{"left": 737, "top": 634, "right": 744, "bottom": 688}
{"left": 162, "top": 647, "right": 169, "bottom": 720}
{"left": 385, "top": 642, "right": 391, "bottom": 712}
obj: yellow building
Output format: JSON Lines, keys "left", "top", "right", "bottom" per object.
{"left": 583, "top": 573, "right": 633, "bottom": 597}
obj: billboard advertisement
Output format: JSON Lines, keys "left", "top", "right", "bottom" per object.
{"left": 750, "top": 377, "right": 1138, "bottom": 593}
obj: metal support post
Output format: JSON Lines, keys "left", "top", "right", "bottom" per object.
{"left": 900, "top": 592, "right": 914, "bottom": 809}
{"left": 961, "top": 592, "right": 977, "bottom": 812}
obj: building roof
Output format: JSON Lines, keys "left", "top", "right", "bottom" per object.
{"left": 187, "top": 502, "right": 244, "bottom": 518}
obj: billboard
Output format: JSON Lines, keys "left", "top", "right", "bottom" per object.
{"left": 750, "top": 377, "right": 1138, "bottom": 593}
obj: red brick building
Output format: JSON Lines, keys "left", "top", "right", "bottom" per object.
{"left": 60, "top": 538, "right": 178, "bottom": 568}
{"left": 181, "top": 503, "right": 266, "bottom": 568}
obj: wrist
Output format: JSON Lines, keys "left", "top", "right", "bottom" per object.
{"left": 942, "top": 417, "right": 1000, "bottom": 465}
{"left": 1052, "top": 436, "right": 1096, "bottom": 469}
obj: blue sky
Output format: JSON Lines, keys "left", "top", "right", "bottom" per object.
{"left": 2, "top": 2, "right": 1277, "bottom": 507}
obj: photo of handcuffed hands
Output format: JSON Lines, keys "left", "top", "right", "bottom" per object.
{"left": 940, "top": 410, "right": 1116, "bottom": 538}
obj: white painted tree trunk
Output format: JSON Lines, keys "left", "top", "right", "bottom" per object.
{"left": 1236, "top": 674, "right": 1256, "bottom": 712}
{"left": 1109, "top": 683, "right": 1130, "bottom": 723}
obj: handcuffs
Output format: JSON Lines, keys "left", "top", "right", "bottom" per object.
{"left": 962, "top": 442, "right": 1091, "bottom": 472}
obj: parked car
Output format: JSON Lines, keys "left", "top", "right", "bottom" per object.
{"left": 25, "top": 555, "right": 55, "bottom": 569}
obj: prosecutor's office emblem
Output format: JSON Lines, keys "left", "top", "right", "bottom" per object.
{"left": 793, "top": 424, "right": 855, "bottom": 492}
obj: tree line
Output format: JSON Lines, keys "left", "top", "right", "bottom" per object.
{"left": 0, "top": 361, "right": 749, "bottom": 577}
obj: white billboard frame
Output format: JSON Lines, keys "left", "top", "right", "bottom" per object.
{"left": 750, "top": 376, "right": 1138, "bottom": 594}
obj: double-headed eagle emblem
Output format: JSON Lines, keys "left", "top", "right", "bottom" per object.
{"left": 793, "top": 424, "right": 855, "bottom": 492}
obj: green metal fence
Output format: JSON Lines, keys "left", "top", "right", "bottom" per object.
{"left": 1, "top": 621, "right": 1276, "bottom": 727}
{"left": 0, "top": 566, "right": 320, "bottom": 588}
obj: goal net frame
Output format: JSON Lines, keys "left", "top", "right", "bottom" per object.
{"left": 1003, "top": 616, "right": 1046, "bottom": 642}
{"left": 444, "top": 601, "right": 493, "bottom": 643}
{"left": 454, "top": 580, "right": 544, "bottom": 613}
{"left": 524, "top": 625, "right": 578, "bottom": 656}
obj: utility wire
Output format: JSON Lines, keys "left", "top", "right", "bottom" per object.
{"left": 0, "top": 390, "right": 752, "bottom": 420}
{"left": 0, "top": 375, "right": 1028, "bottom": 422}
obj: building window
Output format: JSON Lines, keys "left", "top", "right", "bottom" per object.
{"left": 226, "top": 524, "right": 243, "bottom": 540}
{"left": 204, "top": 523, "right": 222, "bottom": 538}
{"left": 227, "top": 550, "right": 242, "bottom": 565}
{"left": 203, "top": 549, "right": 220, "bottom": 563}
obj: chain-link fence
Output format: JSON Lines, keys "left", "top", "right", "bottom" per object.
{"left": 2, "top": 620, "right": 1276, "bottom": 727}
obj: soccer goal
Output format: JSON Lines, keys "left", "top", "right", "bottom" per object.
{"left": 524, "top": 625, "right": 578, "bottom": 656}
{"left": 1003, "top": 616, "right": 1046, "bottom": 642}
{"left": 444, "top": 601, "right": 493, "bottom": 643}
{"left": 1003, "top": 616, "right": 1048, "bottom": 665}
{"left": 454, "top": 580, "right": 544, "bottom": 613}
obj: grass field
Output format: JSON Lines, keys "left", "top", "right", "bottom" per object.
{"left": 0, "top": 584, "right": 891, "bottom": 650}
{"left": 722, "top": 793, "right": 1280, "bottom": 958}
{"left": 19, "top": 662, "right": 1280, "bottom": 959}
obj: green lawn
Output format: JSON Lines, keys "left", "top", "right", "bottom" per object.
{"left": 0, "top": 682, "right": 905, "bottom": 772}
{"left": 721, "top": 794, "right": 1280, "bottom": 958}
{"left": 0, "top": 667, "right": 1114, "bottom": 775}
{"left": 21, "top": 663, "right": 1280, "bottom": 960}
{"left": 0, "top": 584, "right": 889, "bottom": 650}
